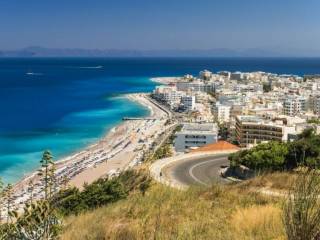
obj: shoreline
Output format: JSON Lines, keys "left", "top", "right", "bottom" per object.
{"left": 13, "top": 95, "right": 148, "bottom": 183}
{"left": 11, "top": 92, "right": 171, "bottom": 210}
{"left": 150, "top": 77, "right": 180, "bottom": 85}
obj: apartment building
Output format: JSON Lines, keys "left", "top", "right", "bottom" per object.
{"left": 235, "top": 115, "right": 295, "bottom": 147}
{"left": 212, "top": 101, "right": 231, "bottom": 123}
{"left": 180, "top": 95, "right": 196, "bottom": 112}
{"left": 152, "top": 85, "right": 184, "bottom": 108}
{"left": 176, "top": 81, "right": 214, "bottom": 93}
{"left": 310, "top": 95, "right": 320, "bottom": 115}
{"left": 199, "top": 70, "right": 213, "bottom": 81}
{"left": 283, "top": 96, "right": 307, "bottom": 116}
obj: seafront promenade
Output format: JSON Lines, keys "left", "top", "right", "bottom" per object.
{"left": 69, "top": 93, "right": 174, "bottom": 189}
{"left": 8, "top": 92, "right": 173, "bottom": 214}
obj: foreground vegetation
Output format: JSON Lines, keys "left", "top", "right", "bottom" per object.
{"left": 53, "top": 169, "right": 151, "bottom": 216}
{"left": 238, "top": 171, "right": 298, "bottom": 190}
{"left": 61, "top": 183, "right": 284, "bottom": 240}
{"left": 61, "top": 169, "right": 320, "bottom": 240}
{"left": 4, "top": 166, "right": 320, "bottom": 240}
{"left": 3, "top": 129, "right": 320, "bottom": 239}
{"left": 229, "top": 128, "right": 320, "bottom": 171}
{"left": 0, "top": 151, "right": 151, "bottom": 239}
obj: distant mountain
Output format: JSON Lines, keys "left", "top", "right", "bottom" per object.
{"left": 0, "top": 46, "right": 143, "bottom": 57}
{"left": 0, "top": 46, "right": 319, "bottom": 57}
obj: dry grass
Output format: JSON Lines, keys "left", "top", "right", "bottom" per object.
{"left": 237, "top": 172, "right": 297, "bottom": 190}
{"left": 61, "top": 183, "right": 285, "bottom": 240}
{"left": 230, "top": 204, "right": 285, "bottom": 240}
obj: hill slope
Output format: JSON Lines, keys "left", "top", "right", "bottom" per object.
{"left": 61, "top": 183, "right": 284, "bottom": 240}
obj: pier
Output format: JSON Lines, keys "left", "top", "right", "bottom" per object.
{"left": 122, "top": 117, "right": 157, "bottom": 121}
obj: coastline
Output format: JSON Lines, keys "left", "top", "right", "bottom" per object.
{"left": 150, "top": 77, "right": 180, "bottom": 85}
{"left": 11, "top": 92, "right": 171, "bottom": 209}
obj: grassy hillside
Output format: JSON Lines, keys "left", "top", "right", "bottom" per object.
{"left": 238, "top": 172, "right": 297, "bottom": 190}
{"left": 61, "top": 182, "right": 285, "bottom": 240}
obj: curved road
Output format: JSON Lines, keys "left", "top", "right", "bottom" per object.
{"left": 163, "top": 154, "right": 230, "bottom": 186}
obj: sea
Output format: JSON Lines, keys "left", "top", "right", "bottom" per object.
{"left": 1, "top": 57, "right": 320, "bottom": 183}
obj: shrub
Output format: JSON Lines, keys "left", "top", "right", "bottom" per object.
{"left": 229, "top": 141, "right": 288, "bottom": 171}
{"left": 283, "top": 170, "right": 320, "bottom": 240}
{"left": 229, "top": 130, "right": 320, "bottom": 172}
{"left": 53, "top": 170, "right": 151, "bottom": 216}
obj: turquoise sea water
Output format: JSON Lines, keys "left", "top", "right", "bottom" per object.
{"left": 1, "top": 57, "right": 320, "bottom": 183}
{"left": 0, "top": 97, "right": 149, "bottom": 183}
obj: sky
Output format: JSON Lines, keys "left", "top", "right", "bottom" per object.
{"left": 1, "top": 0, "right": 320, "bottom": 52}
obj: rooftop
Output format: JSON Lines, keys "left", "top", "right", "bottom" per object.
{"left": 191, "top": 140, "right": 240, "bottom": 153}
{"left": 179, "top": 123, "right": 218, "bottom": 134}
{"left": 236, "top": 115, "right": 285, "bottom": 128}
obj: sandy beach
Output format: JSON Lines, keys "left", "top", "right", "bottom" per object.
{"left": 150, "top": 77, "right": 180, "bottom": 85}
{"left": 8, "top": 93, "right": 172, "bottom": 213}
{"left": 69, "top": 93, "right": 170, "bottom": 189}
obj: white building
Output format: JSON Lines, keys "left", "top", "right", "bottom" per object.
{"left": 180, "top": 95, "right": 196, "bottom": 112}
{"left": 199, "top": 70, "right": 213, "bottom": 80}
{"left": 283, "top": 96, "right": 308, "bottom": 116}
{"left": 212, "top": 102, "right": 231, "bottom": 123}
{"left": 176, "top": 81, "right": 214, "bottom": 93}
{"left": 232, "top": 83, "right": 263, "bottom": 93}
{"left": 153, "top": 85, "right": 185, "bottom": 108}
{"left": 174, "top": 123, "right": 218, "bottom": 152}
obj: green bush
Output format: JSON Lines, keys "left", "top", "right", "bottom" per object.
{"left": 229, "top": 141, "right": 288, "bottom": 171}
{"left": 287, "top": 128, "right": 320, "bottom": 169}
{"left": 53, "top": 170, "right": 151, "bottom": 216}
{"left": 229, "top": 129, "right": 320, "bottom": 171}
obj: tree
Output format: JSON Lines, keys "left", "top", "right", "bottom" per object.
{"left": 0, "top": 151, "right": 62, "bottom": 239}
{"left": 27, "top": 180, "right": 36, "bottom": 205}
{"left": 298, "top": 128, "right": 315, "bottom": 139}
{"left": 218, "top": 122, "right": 229, "bottom": 140}
{"left": 38, "top": 150, "right": 56, "bottom": 200}
{"left": 229, "top": 130, "right": 320, "bottom": 172}
{"left": 287, "top": 129, "right": 320, "bottom": 169}
{"left": 0, "top": 223, "right": 16, "bottom": 240}
{"left": 35, "top": 150, "right": 60, "bottom": 239}
{"left": 283, "top": 170, "right": 320, "bottom": 240}
{"left": 60, "top": 176, "right": 69, "bottom": 190}
{"left": 53, "top": 170, "right": 151, "bottom": 216}
{"left": 3, "top": 184, "right": 14, "bottom": 224}
{"left": 14, "top": 201, "right": 61, "bottom": 240}
{"left": 0, "top": 180, "right": 18, "bottom": 239}
{"left": 229, "top": 141, "right": 288, "bottom": 171}
{"left": 51, "top": 187, "right": 84, "bottom": 216}
{"left": 81, "top": 178, "right": 126, "bottom": 209}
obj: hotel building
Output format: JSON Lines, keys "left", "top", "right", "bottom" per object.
{"left": 235, "top": 115, "right": 295, "bottom": 147}
{"left": 175, "top": 123, "right": 218, "bottom": 152}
